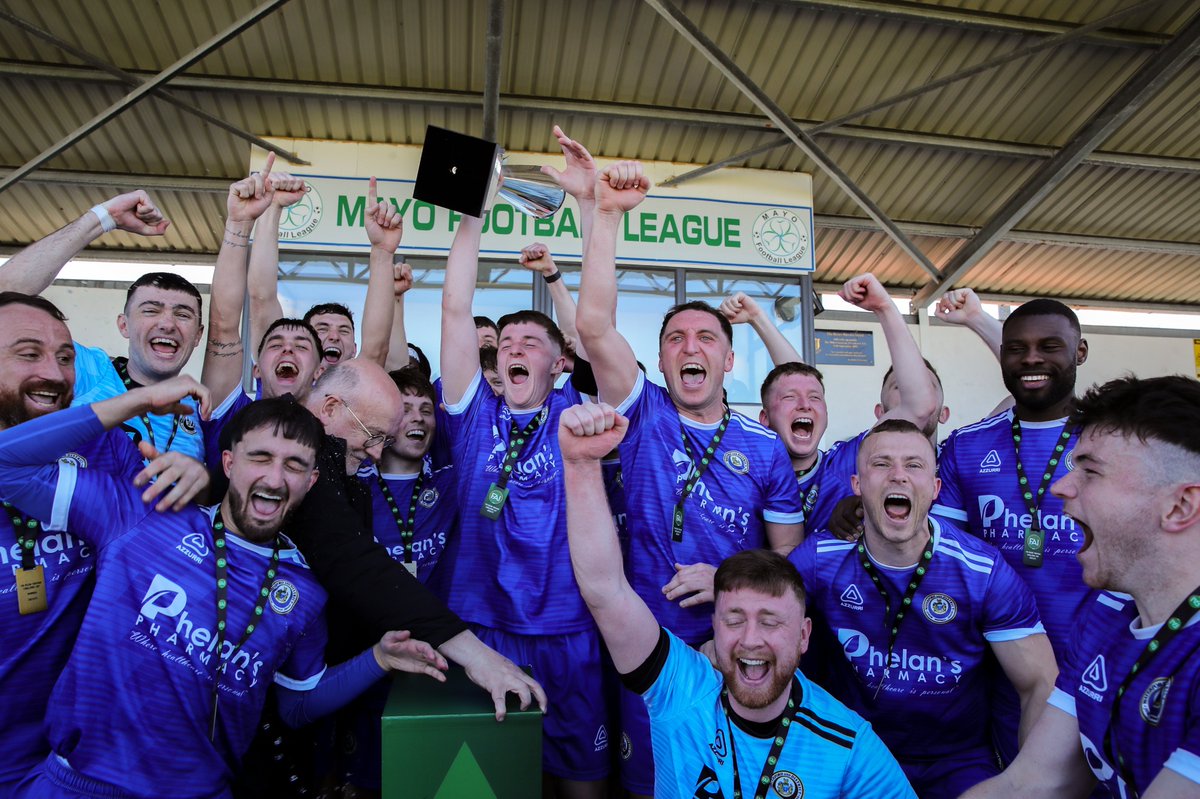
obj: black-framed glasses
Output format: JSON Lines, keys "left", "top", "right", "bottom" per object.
{"left": 334, "top": 396, "right": 396, "bottom": 450}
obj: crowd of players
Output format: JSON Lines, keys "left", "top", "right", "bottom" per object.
{"left": 1, "top": 126, "right": 1198, "bottom": 799}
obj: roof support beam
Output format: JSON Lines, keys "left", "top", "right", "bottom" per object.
{"left": 0, "top": 0, "right": 293, "bottom": 197}
{"left": 910, "top": 8, "right": 1200, "bottom": 310}
{"left": 661, "top": 0, "right": 1164, "bottom": 187}
{"left": 642, "top": 0, "right": 940, "bottom": 279}
{"left": 481, "top": 0, "right": 504, "bottom": 141}
{"left": 5, "top": 59, "right": 1196, "bottom": 176}
{"left": 767, "top": 0, "right": 1170, "bottom": 49}
{"left": 0, "top": 9, "right": 307, "bottom": 165}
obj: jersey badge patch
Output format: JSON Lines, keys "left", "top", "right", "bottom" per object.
{"left": 269, "top": 579, "right": 300, "bottom": 615}
{"left": 593, "top": 724, "right": 608, "bottom": 751}
{"left": 921, "top": 593, "right": 957, "bottom": 624}
{"left": 709, "top": 727, "right": 728, "bottom": 759}
{"left": 620, "top": 731, "right": 632, "bottom": 761}
{"left": 179, "top": 415, "right": 198, "bottom": 435}
{"left": 979, "top": 450, "right": 1002, "bottom": 473}
{"left": 771, "top": 771, "right": 803, "bottom": 798}
{"left": 723, "top": 450, "right": 750, "bottom": 475}
{"left": 1081, "top": 654, "right": 1108, "bottom": 700}
{"left": 58, "top": 452, "right": 88, "bottom": 468}
{"left": 1141, "top": 677, "right": 1172, "bottom": 725}
{"left": 418, "top": 487, "right": 440, "bottom": 508}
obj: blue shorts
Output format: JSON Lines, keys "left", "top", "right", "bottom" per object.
{"left": 14, "top": 755, "right": 145, "bottom": 799}
{"left": 902, "top": 748, "right": 999, "bottom": 799}
{"left": 474, "top": 625, "right": 609, "bottom": 781}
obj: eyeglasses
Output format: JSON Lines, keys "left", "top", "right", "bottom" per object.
{"left": 334, "top": 396, "right": 396, "bottom": 450}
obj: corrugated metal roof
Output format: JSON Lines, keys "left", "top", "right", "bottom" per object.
{"left": 0, "top": 0, "right": 1197, "bottom": 307}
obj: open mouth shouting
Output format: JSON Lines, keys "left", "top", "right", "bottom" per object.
{"left": 680, "top": 362, "right": 707, "bottom": 388}
{"left": 149, "top": 336, "right": 180, "bottom": 358}
{"left": 322, "top": 345, "right": 342, "bottom": 364}
{"left": 737, "top": 655, "right": 771, "bottom": 684}
{"left": 790, "top": 416, "right": 815, "bottom": 440}
{"left": 507, "top": 362, "right": 530, "bottom": 386}
{"left": 249, "top": 488, "right": 285, "bottom": 519}
{"left": 274, "top": 360, "right": 300, "bottom": 382}
{"left": 883, "top": 493, "right": 913, "bottom": 523}
{"left": 404, "top": 427, "right": 427, "bottom": 442}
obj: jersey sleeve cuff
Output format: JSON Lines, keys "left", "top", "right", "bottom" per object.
{"left": 931, "top": 504, "right": 968, "bottom": 522}
{"left": 1164, "top": 750, "right": 1200, "bottom": 786}
{"left": 1047, "top": 687, "right": 1077, "bottom": 718}
{"left": 50, "top": 462, "right": 79, "bottom": 532}
{"left": 764, "top": 510, "right": 806, "bottom": 525}
{"left": 983, "top": 623, "right": 1046, "bottom": 642}
{"left": 274, "top": 665, "right": 328, "bottom": 692}
{"left": 212, "top": 386, "right": 247, "bottom": 420}
{"left": 443, "top": 370, "right": 483, "bottom": 416}
{"left": 613, "top": 370, "right": 645, "bottom": 416}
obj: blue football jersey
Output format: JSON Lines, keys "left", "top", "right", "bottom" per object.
{"left": 0, "top": 406, "right": 328, "bottom": 798}
{"left": 438, "top": 370, "right": 590, "bottom": 634}
{"left": 362, "top": 459, "right": 457, "bottom": 585}
{"left": 797, "top": 431, "right": 867, "bottom": 535}
{"left": 0, "top": 429, "right": 143, "bottom": 788}
{"left": 642, "top": 629, "right": 915, "bottom": 799}
{"left": 1050, "top": 592, "right": 1200, "bottom": 797}
{"left": 202, "top": 387, "right": 253, "bottom": 472}
{"left": 616, "top": 373, "right": 804, "bottom": 642}
{"left": 71, "top": 342, "right": 205, "bottom": 462}
{"left": 602, "top": 458, "right": 630, "bottom": 560}
{"left": 933, "top": 410, "right": 1088, "bottom": 653}
{"left": 789, "top": 520, "right": 1045, "bottom": 764}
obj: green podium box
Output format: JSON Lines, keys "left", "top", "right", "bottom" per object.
{"left": 381, "top": 666, "right": 542, "bottom": 798}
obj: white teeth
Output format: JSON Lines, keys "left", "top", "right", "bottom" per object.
{"left": 406, "top": 429, "right": 426, "bottom": 440}
{"left": 151, "top": 337, "right": 178, "bottom": 349}
{"left": 252, "top": 491, "right": 282, "bottom": 501}
{"left": 1021, "top": 374, "right": 1049, "bottom": 382}
{"left": 886, "top": 493, "right": 908, "bottom": 501}
{"left": 738, "top": 658, "right": 765, "bottom": 666}
{"left": 681, "top": 362, "right": 705, "bottom": 372}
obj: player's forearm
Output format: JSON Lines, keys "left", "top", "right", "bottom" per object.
{"left": 0, "top": 405, "right": 103, "bottom": 521}
{"left": 246, "top": 205, "right": 285, "bottom": 347}
{"left": 0, "top": 211, "right": 104, "bottom": 294}
{"left": 1016, "top": 679, "right": 1054, "bottom": 747}
{"left": 439, "top": 216, "right": 485, "bottom": 400}
{"left": 576, "top": 210, "right": 621, "bottom": 342}
{"left": 965, "top": 311, "right": 1003, "bottom": 360}
{"left": 202, "top": 220, "right": 252, "bottom": 397}
{"left": 877, "top": 303, "right": 938, "bottom": 421}
{"left": 275, "top": 647, "right": 386, "bottom": 728}
{"left": 564, "top": 458, "right": 627, "bottom": 610}
{"left": 748, "top": 311, "right": 803, "bottom": 366}
{"left": 358, "top": 246, "right": 397, "bottom": 367}
{"left": 383, "top": 294, "right": 410, "bottom": 372}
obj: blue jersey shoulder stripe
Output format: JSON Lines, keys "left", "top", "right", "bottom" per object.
{"left": 938, "top": 546, "right": 994, "bottom": 575}
{"left": 1097, "top": 592, "right": 1130, "bottom": 611}
{"left": 950, "top": 410, "right": 1012, "bottom": 438}
{"left": 794, "top": 715, "right": 855, "bottom": 749}
{"left": 931, "top": 503, "right": 969, "bottom": 521}
{"left": 816, "top": 540, "right": 856, "bottom": 553}
{"left": 730, "top": 413, "right": 778, "bottom": 440}
{"left": 937, "top": 538, "right": 995, "bottom": 569}
{"left": 796, "top": 706, "right": 857, "bottom": 740}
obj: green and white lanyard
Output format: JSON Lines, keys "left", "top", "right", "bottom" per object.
{"left": 113, "top": 357, "right": 181, "bottom": 453}
{"left": 480, "top": 408, "right": 547, "bottom": 520}
{"left": 5, "top": 500, "right": 39, "bottom": 572}
{"left": 672, "top": 407, "right": 731, "bottom": 543}
{"left": 1103, "top": 587, "right": 1200, "bottom": 799}
{"left": 377, "top": 470, "right": 423, "bottom": 573}
{"left": 722, "top": 677, "right": 802, "bottom": 799}
{"left": 857, "top": 532, "right": 936, "bottom": 696}
{"left": 1010, "top": 415, "right": 1073, "bottom": 568}
{"left": 210, "top": 510, "right": 280, "bottom": 742}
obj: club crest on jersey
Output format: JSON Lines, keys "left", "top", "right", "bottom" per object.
{"left": 1141, "top": 677, "right": 1172, "bottom": 725}
{"left": 179, "top": 415, "right": 198, "bottom": 435}
{"left": 418, "top": 487, "right": 439, "bottom": 508}
{"left": 1065, "top": 449, "right": 1075, "bottom": 471}
{"left": 921, "top": 593, "right": 957, "bottom": 624}
{"left": 839, "top": 583, "right": 865, "bottom": 611}
{"left": 269, "top": 579, "right": 299, "bottom": 614}
{"left": 723, "top": 450, "right": 750, "bottom": 475}
{"left": 1080, "top": 655, "right": 1108, "bottom": 701}
{"left": 620, "top": 731, "right": 632, "bottom": 761}
{"left": 593, "top": 725, "right": 608, "bottom": 751}
{"left": 978, "top": 450, "right": 1002, "bottom": 474}
{"left": 57, "top": 452, "right": 87, "bottom": 468}
{"left": 770, "top": 771, "right": 803, "bottom": 798}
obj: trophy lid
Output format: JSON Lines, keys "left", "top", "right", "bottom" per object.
{"left": 413, "top": 125, "right": 502, "bottom": 218}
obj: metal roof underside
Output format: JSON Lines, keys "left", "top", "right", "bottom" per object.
{"left": 0, "top": 0, "right": 1198, "bottom": 309}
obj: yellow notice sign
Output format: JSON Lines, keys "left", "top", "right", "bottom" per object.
{"left": 1194, "top": 339, "right": 1200, "bottom": 378}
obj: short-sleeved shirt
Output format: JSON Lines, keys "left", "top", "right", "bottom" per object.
{"left": 789, "top": 520, "right": 1045, "bottom": 762}
{"left": 641, "top": 629, "right": 916, "bottom": 799}
{"left": 71, "top": 342, "right": 205, "bottom": 462}
{"left": 438, "top": 370, "right": 590, "bottom": 634}
{"left": 0, "top": 406, "right": 328, "bottom": 798}
{"left": 932, "top": 410, "right": 1089, "bottom": 653}
{"left": 1049, "top": 591, "right": 1200, "bottom": 796}
{"left": 362, "top": 458, "right": 457, "bottom": 585}
{"left": 0, "top": 429, "right": 143, "bottom": 787}
{"left": 616, "top": 373, "right": 804, "bottom": 641}
{"left": 797, "top": 431, "right": 867, "bottom": 535}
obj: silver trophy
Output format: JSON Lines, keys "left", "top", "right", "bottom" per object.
{"left": 487, "top": 158, "right": 566, "bottom": 219}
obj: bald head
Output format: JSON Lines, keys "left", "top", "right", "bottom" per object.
{"left": 307, "top": 359, "right": 404, "bottom": 474}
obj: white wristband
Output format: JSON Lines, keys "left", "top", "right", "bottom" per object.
{"left": 90, "top": 204, "right": 116, "bottom": 233}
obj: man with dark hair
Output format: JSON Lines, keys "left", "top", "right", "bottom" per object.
{"left": 577, "top": 161, "right": 806, "bottom": 796}
{"left": 479, "top": 345, "right": 504, "bottom": 396}
{"left": 932, "top": 297, "right": 1091, "bottom": 762}
{"left": 0, "top": 383, "right": 449, "bottom": 798}
{"left": 474, "top": 315, "right": 499, "bottom": 349}
{"left": 964, "top": 375, "right": 1200, "bottom": 799}
{"left": 788, "top": 418, "right": 1056, "bottom": 796}
{"left": 559, "top": 400, "right": 915, "bottom": 798}
{"left": 303, "top": 303, "right": 358, "bottom": 365}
